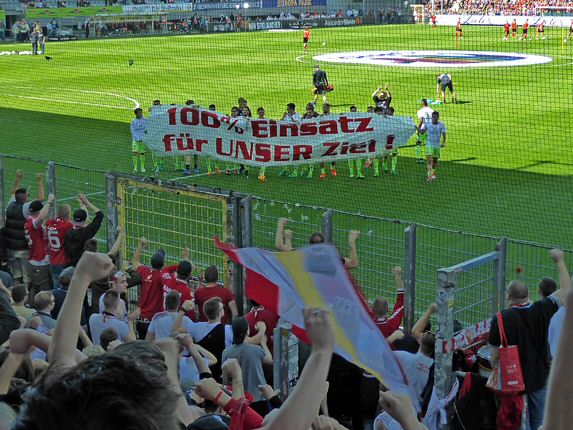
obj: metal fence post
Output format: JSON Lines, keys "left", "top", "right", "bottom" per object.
{"left": 106, "top": 173, "right": 118, "bottom": 264}
{"left": 403, "top": 223, "right": 417, "bottom": 334}
{"left": 231, "top": 195, "right": 245, "bottom": 315}
{"left": 242, "top": 196, "right": 253, "bottom": 248}
{"left": 0, "top": 155, "right": 5, "bottom": 227}
{"left": 435, "top": 268, "right": 456, "bottom": 430}
{"left": 494, "top": 237, "right": 508, "bottom": 312}
{"left": 46, "top": 162, "right": 57, "bottom": 219}
{"left": 322, "top": 209, "right": 333, "bottom": 243}
{"left": 273, "top": 322, "right": 299, "bottom": 401}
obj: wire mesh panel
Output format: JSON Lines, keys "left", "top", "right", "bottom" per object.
{"left": 415, "top": 226, "right": 499, "bottom": 318}
{"left": 116, "top": 177, "right": 230, "bottom": 286}
{"left": 1, "top": 156, "right": 48, "bottom": 206}
{"left": 250, "top": 197, "right": 324, "bottom": 251}
{"left": 331, "top": 211, "right": 407, "bottom": 301}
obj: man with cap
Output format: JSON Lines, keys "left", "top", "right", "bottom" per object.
{"left": 64, "top": 193, "right": 103, "bottom": 268}
{"left": 132, "top": 237, "right": 183, "bottom": 338}
{"left": 163, "top": 259, "right": 195, "bottom": 321}
{"left": 24, "top": 193, "right": 55, "bottom": 303}
{"left": 5, "top": 170, "right": 45, "bottom": 284}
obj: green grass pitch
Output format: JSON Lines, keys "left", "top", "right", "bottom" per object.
{"left": 0, "top": 24, "right": 571, "bottom": 314}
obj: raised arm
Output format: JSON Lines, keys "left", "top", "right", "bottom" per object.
{"left": 11, "top": 170, "right": 23, "bottom": 196}
{"left": 343, "top": 230, "right": 359, "bottom": 270}
{"left": 177, "top": 334, "right": 213, "bottom": 374}
{"left": 107, "top": 227, "right": 123, "bottom": 257}
{"left": 263, "top": 308, "right": 334, "bottom": 430}
{"left": 275, "top": 218, "right": 293, "bottom": 252}
{"left": 542, "top": 282, "right": 573, "bottom": 430}
{"left": 412, "top": 303, "right": 437, "bottom": 344}
{"left": 132, "top": 237, "right": 147, "bottom": 270}
{"left": 173, "top": 300, "right": 194, "bottom": 333}
{"left": 49, "top": 252, "right": 113, "bottom": 371}
{"left": 550, "top": 249, "right": 571, "bottom": 303}
{"left": 10, "top": 328, "right": 86, "bottom": 364}
{"left": 35, "top": 173, "right": 45, "bottom": 202}
{"left": 260, "top": 332, "right": 273, "bottom": 365}
{"left": 222, "top": 358, "right": 245, "bottom": 399}
{"left": 36, "top": 194, "right": 55, "bottom": 223}
{"left": 125, "top": 307, "right": 139, "bottom": 342}
{"left": 79, "top": 192, "right": 100, "bottom": 213}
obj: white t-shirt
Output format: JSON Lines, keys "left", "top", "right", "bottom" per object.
{"left": 417, "top": 107, "right": 434, "bottom": 131}
{"left": 283, "top": 112, "right": 301, "bottom": 123}
{"left": 148, "top": 311, "right": 193, "bottom": 340}
{"left": 88, "top": 313, "right": 129, "bottom": 346}
{"left": 426, "top": 121, "right": 446, "bottom": 148}
{"left": 182, "top": 320, "right": 233, "bottom": 348}
{"left": 98, "top": 295, "right": 127, "bottom": 321}
{"left": 548, "top": 306, "right": 565, "bottom": 358}
{"left": 394, "top": 351, "right": 434, "bottom": 406}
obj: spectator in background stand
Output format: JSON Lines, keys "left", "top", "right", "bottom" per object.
{"left": 146, "top": 290, "right": 191, "bottom": 341}
{"left": 489, "top": 249, "right": 570, "bottom": 430}
{"left": 11, "top": 284, "right": 35, "bottom": 322}
{"left": 163, "top": 259, "right": 195, "bottom": 321}
{"left": 5, "top": 171, "right": 45, "bottom": 285}
{"left": 222, "top": 318, "right": 273, "bottom": 416}
{"left": 539, "top": 277, "right": 557, "bottom": 298}
{"left": 245, "top": 299, "right": 278, "bottom": 352}
{"left": 32, "top": 290, "right": 57, "bottom": 332}
{"left": 64, "top": 193, "right": 103, "bottom": 267}
{"left": 46, "top": 203, "right": 73, "bottom": 289}
{"left": 24, "top": 195, "right": 55, "bottom": 303}
{"left": 51, "top": 267, "right": 83, "bottom": 323}
{"left": 88, "top": 289, "right": 137, "bottom": 346}
{"left": 195, "top": 265, "right": 237, "bottom": 324}
{"left": 371, "top": 266, "right": 405, "bottom": 343}
{"left": 132, "top": 237, "right": 179, "bottom": 339}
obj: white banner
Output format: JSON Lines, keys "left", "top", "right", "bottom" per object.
{"left": 436, "top": 14, "right": 573, "bottom": 27}
{"left": 122, "top": 3, "right": 194, "bottom": 14}
{"left": 143, "top": 106, "right": 416, "bottom": 167}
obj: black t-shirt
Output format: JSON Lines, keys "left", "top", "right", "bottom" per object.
{"left": 64, "top": 211, "right": 104, "bottom": 267}
{"left": 313, "top": 69, "right": 328, "bottom": 87}
{"left": 488, "top": 296, "right": 559, "bottom": 393}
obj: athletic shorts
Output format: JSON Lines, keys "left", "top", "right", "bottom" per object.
{"left": 303, "top": 37, "right": 309, "bottom": 43}
{"left": 315, "top": 84, "right": 327, "bottom": 94}
{"left": 441, "top": 82, "right": 454, "bottom": 93}
{"left": 426, "top": 146, "right": 440, "bottom": 159}
{"left": 132, "top": 140, "right": 146, "bottom": 154}
{"left": 523, "top": 29, "right": 528, "bottom": 34}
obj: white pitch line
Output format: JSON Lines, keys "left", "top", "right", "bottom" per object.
{"left": 57, "top": 190, "right": 106, "bottom": 203}
{"left": 296, "top": 55, "right": 310, "bottom": 63}
{"left": 3, "top": 93, "right": 135, "bottom": 110}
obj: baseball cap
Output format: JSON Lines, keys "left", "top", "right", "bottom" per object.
{"left": 177, "top": 260, "right": 193, "bottom": 277}
{"left": 150, "top": 249, "right": 166, "bottom": 269}
{"left": 73, "top": 209, "right": 87, "bottom": 223}
{"left": 28, "top": 200, "right": 44, "bottom": 213}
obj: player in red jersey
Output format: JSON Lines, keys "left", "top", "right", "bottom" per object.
{"left": 431, "top": 14, "right": 437, "bottom": 28}
{"left": 162, "top": 259, "right": 195, "bottom": 321}
{"left": 536, "top": 21, "right": 545, "bottom": 40}
{"left": 456, "top": 18, "right": 463, "bottom": 39}
{"left": 522, "top": 20, "right": 530, "bottom": 41}
{"left": 24, "top": 194, "right": 55, "bottom": 302}
{"left": 504, "top": 21, "right": 510, "bottom": 40}
{"left": 303, "top": 27, "right": 311, "bottom": 52}
{"left": 132, "top": 237, "right": 180, "bottom": 338}
{"left": 46, "top": 203, "right": 72, "bottom": 288}
{"left": 511, "top": 19, "right": 517, "bottom": 38}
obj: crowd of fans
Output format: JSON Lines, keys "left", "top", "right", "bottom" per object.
{"left": 430, "top": 0, "right": 572, "bottom": 15}
{"left": 0, "top": 169, "right": 572, "bottom": 430}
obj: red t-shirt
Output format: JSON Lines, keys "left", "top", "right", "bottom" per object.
{"left": 163, "top": 276, "right": 195, "bottom": 321}
{"left": 504, "top": 23, "right": 510, "bottom": 32}
{"left": 24, "top": 217, "right": 48, "bottom": 263}
{"left": 137, "top": 264, "right": 177, "bottom": 320}
{"left": 245, "top": 306, "right": 279, "bottom": 351}
{"left": 46, "top": 218, "right": 73, "bottom": 266}
{"left": 374, "top": 291, "right": 404, "bottom": 343}
{"left": 195, "top": 285, "right": 235, "bottom": 324}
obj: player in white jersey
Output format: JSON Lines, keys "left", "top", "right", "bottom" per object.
{"left": 415, "top": 99, "right": 434, "bottom": 163}
{"left": 423, "top": 111, "right": 446, "bottom": 182}
{"left": 130, "top": 108, "right": 148, "bottom": 173}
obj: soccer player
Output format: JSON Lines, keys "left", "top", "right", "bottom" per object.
{"left": 456, "top": 18, "right": 463, "bottom": 39}
{"left": 30, "top": 28, "right": 38, "bottom": 55}
{"left": 303, "top": 27, "right": 311, "bottom": 52}
{"left": 436, "top": 73, "right": 457, "bottom": 104}
{"left": 511, "top": 19, "right": 517, "bottom": 38}
{"left": 184, "top": 99, "right": 200, "bottom": 176}
{"left": 504, "top": 21, "right": 510, "bottom": 41}
{"left": 312, "top": 64, "right": 329, "bottom": 106}
{"left": 279, "top": 103, "right": 301, "bottom": 178}
{"left": 415, "top": 99, "right": 434, "bottom": 163}
{"left": 423, "top": 111, "right": 446, "bottom": 182}
{"left": 148, "top": 100, "right": 168, "bottom": 173}
{"left": 206, "top": 103, "right": 220, "bottom": 176}
{"left": 536, "top": 21, "right": 545, "bottom": 40}
{"left": 38, "top": 29, "right": 45, "bottom": 55}
{"left": 300, "top": 103, "right": 320, "bottom": 179}
{"left": 319, "top": 103, "right": 337, "bottom": 179}
{"left": 130, "top": 108, "right": 147, "bottom": 173}
{"left": 256, "top": 107, "right": 268, "bottom": 182}
{"left": 522, "top": 20, "right": 530, "bottom": 41}
{"left": 431, "top": 15, "right": 436, "bottom": 28}
{"left": 347, "top": 105, "right": 365, "bottom": 179}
